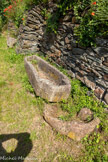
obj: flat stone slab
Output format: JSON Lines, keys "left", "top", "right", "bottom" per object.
{"left": 43, "top": 105, "right": 100, "bottom": 141}
{"left": 24, "top": 55, "right": 71, "bottom": 102}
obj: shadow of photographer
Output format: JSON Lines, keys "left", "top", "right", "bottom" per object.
{"left": 0, "top": 132, "right": 33, "bottom": 162}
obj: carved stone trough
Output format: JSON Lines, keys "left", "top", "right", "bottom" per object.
{"left": 43, "top": 105, "right": 100, "bottom": 141}
{"left": 24, "top": 55, "right": 71, "bottom": 102}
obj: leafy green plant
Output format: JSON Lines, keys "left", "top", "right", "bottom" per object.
{"left": 45, "top": 0, "right": 108, "bottom": 46}
{"left": 0, "top": 79, "right": 7, "bottom": 88}
{"left": 82, "top": 133, "right": 108, "bottom": 162}
{"left": 0, "top": 0, "right": 11, "bottom": 29}
{"left": 46, "top": 12, "right": 59, "bottom": 34}
{"left": 3, "top": 0, "right": 41, "bottom": 27}
{"left": 61, "top": 79, "right": 106, "bottom": 117}
{"left": 74, "top": 0, "right": 108, "bottom": 46}
{"left": 74, "top": 14, "right": 99, "bottom": 46}
{"left": 0, "top": 16, "right": 2, "bottom": 32}
{"left": 5, "top": 52, "right": 23, "bottom": 64}
{"left": 21, "top": 74, "right": 34, "bottom": 93}
{"left": 3, "top": 0, "right": 26, "bottom": 27}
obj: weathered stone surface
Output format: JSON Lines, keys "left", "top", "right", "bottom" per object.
{"left": 76, "top": 72, "right": 84, "bottom": 83}
{"left": 60, "top": 41, "right": 65, "bottom": 46}
{"left": 86, "top": 48, "right": 95, "bottom": 56}
{"left": 100, "top": 65, "right": 108, "bottom": 74}
{"left": 24, "top": 55, "right": 71, "bottom": 102}
{"left": 77, "top": 108, "right": 93, "bottom": 121}
{"left": 29, "top": 10, "right": 44, "bottom": 23}
{"left": 67, "top": 44, "right": 72, "bottom": 50}
{"left": 103, "top": 61, "right": 108, "bottom": 67}
{"left": 63, "top": 15, "right": 72, "bottom": 22}
{"left": 93, "top": 47, "right": 108, "bottom": 56}
{"left": 96, "top": 78, "right": 107, "bottom": 88}
{"left": 27, "top": 17, "right": 42, "bottom": 24}
{"left": 20, "top": 34, "right": 39, "bottom": 41}
{"left": 65, "top": 37, "right": 70, "bottom": 44}
{"left": 8, "top": 20, "right": 18, "bottom": 36}
{"left": 27, "top": 23, "right": 40, "bottom": 29}
{"left": 103, "top": 74, "right": 108, "bottom": 81}
{"left": 84, "top": 76, "right": 96, "bottom": 90}
{"left": 71, "top": 39, "right": 77, "bottom": 47}
{"left": 94, "top": 87, "right": 105, "bottom": 99}
{"left": 72, "top": 16, "right": 76, "bottom": 23}
{"left": 91, "top": 69, "right": 102, "bottom": 78}
{"left": 7, "top": 35, "right": 17, "bottom": 48}
{"left": 87, "top": 55, "right": 102, "bottom": 65}
{"left": 44, "top": 105, "right": 100, "bottom": 141}
{"left": 104, "top": 92, "right": 108, "bottom": 104}
{"left": 72, "top": 48, "right": 85, "bottom": 55}
{"left": 67, "top": 70, "right": 75, "bottom": 78}
{"left": 103, "top": 57, "right": 108, "bottom": 67}
{"left": 96, "top": 38, "right": 108, "bottom": 47}
{"left": 23, "top": 26, "right": 35, "bottom": 32}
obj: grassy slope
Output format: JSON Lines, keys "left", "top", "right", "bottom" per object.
{"left": 0, "top": 34, "right": 108, "bottom": 162}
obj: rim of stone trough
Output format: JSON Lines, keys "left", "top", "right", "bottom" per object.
{"left": 43, "top": 105, "right": 100, "bottom": 141}
{"left": 24, "top": 55, "right": 71, "bottom": 102}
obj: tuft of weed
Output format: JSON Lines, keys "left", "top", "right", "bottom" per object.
{"left": 81, "top": 132, "right": 108, "bottom": 162}
{"left": 5, "top": 51, "right": 24, "bottom": 64}
{"left": 21, "top": 74, "right": 34, "bottom": 93}
{"left": 0, "top": 79, "right": 7, "bottom": 88}
{"left": 60, "top": 79, "right": 106, "bottom": 119}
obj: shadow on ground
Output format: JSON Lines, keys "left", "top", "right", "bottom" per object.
{"left": 0, "top": 132, "right": 33, "bottom": 162}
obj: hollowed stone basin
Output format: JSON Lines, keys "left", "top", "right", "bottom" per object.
{"left": 24, "top": 55, "right": 71, "bottom": 102}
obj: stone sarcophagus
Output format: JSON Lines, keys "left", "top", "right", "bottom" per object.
{"left": 24, "top": 55, "right": 71, "bottom": 102}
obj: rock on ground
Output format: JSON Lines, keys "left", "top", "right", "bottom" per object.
{"left": 7, "top": 35, "right": 17, "bottom": 48}
{"left": 77, "top": 107, "right": 93, "bottom": 121}
{"left": 43, "top": 104, "right": 100, "bottom": 141}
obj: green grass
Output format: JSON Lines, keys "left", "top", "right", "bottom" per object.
{"left": 0, "top": 36, "right": 44, "bottom": 131}
{"left": 0, "top": 34, "right": 108, "bottom": 162}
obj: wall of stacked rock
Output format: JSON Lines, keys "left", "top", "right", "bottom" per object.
{"left": 16, "top": 4, "right": 108, "bottom": 104}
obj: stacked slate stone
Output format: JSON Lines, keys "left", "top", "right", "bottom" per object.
{"left": 16, "top": 4, "right": 108, "bottom": 104}
{"left": 16, "top": 5, "right": 45, "bottom": 54}
{"left": 8, "top": 20, "right": 18, "bottom": 36}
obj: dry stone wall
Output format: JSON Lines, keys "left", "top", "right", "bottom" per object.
{"left": 16, "top": 4, "right": 108, "bottom": 104}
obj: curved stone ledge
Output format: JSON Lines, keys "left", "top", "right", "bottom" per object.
{"left": 43, "top": 105, "right": 100, "bottom": 141}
